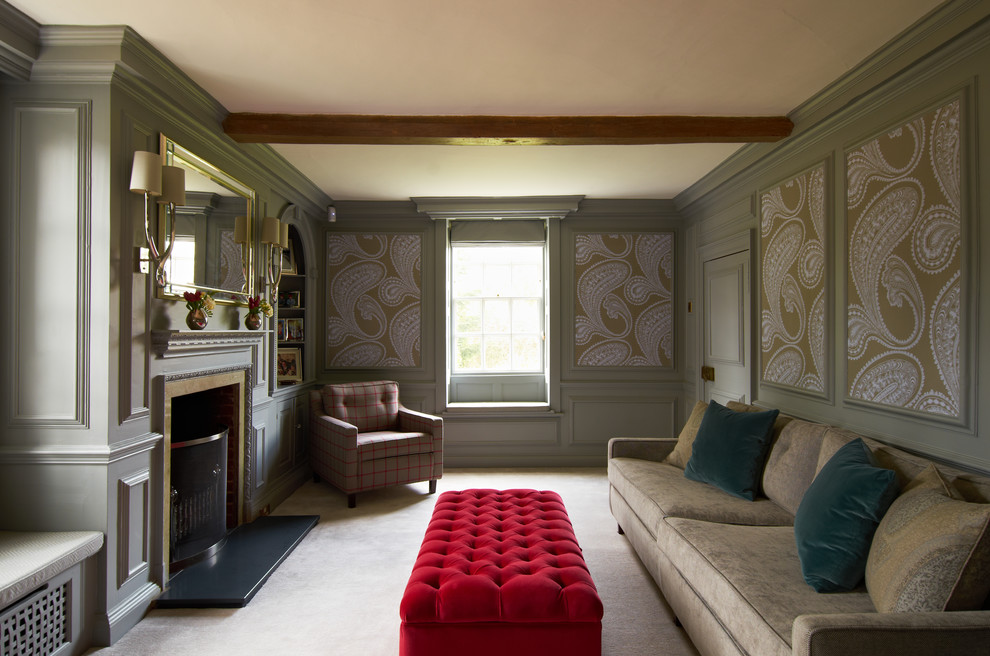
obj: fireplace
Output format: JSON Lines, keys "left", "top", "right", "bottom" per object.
{"left": 169, "top": 422, "right": 228, "bottom": 568}
{"left": 151, "top": 330, "right": 315, "bottom": 607}
{"left": 162, "top": 368, "right": 252, "bottom": 578}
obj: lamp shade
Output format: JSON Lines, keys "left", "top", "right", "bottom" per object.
{"left": 234, "top": 216, "right": 248, "bottom": 244}
{"left": 158, "top": 165, "right": 186, "bottom": 205}
{"left": 279, "top": 222, "right": 289, "bottom": 250}
{"left": 261, "top": 217, "right": 280, "bottom": 245}
{"left": 130, "top": 151, "right": 162, "bottom": 196}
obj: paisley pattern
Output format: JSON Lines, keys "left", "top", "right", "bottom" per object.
{"left": 326, "top": 234, "right": 421, "bottom": 367}
{"left": 574, "top": 233, "right": 673, "bottom": 367}
{"left": 217, "top": 229, "right": 247, "bottom": 292}
{"left": 760, "top": 164, "right": 827, "bottom": 393}
{"left": 846, "top": 99, "right": 961, "bottom": 417}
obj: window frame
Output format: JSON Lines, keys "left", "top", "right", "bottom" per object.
{"left": 450, "top": 242, "right": 546, "bottom": 374}
{"left": 446, "top": 221, "right": 550, "bottom": 406}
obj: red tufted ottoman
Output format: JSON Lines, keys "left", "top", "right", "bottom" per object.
{"left": 399, "top": 489, "right": 603, "bottom": 656}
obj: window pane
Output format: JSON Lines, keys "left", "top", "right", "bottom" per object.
{"left": 453, "top": 261, "right": 483, "bottom": 297}
{"left": 484, "top": 336, "right": 511, "bottom": 370}
{"left": 483, "top": 299, "right": 510, "bottom": 333}
{"left": 512, "top": 263, "right": 543, "bottom": 296}
{"left": 456, "top": 336, "right": 482, "bottom": 370}
{"left": 512, "top": 299, "right": 541, "bottom": 333}
{"left": 483, "top": 264, "right": 512, "bottom": 296}
{"left": 454, "top": 299, "right": 482, "bottom": 333}
{"left": 166, "top": 237, "right": 196, "bottom": 286}
{"left": 513, "top": 336, "right": 542, "bottom": 370}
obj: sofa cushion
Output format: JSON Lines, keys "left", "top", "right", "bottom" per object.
{"left": 658, "top": 517, "right": 877, "bottom": 656}
{"left": 814, "top": 427, "right": 990, "bottom": 503}
{"left": 795, "top": 438, "right": 900, "bottom": 592}
{"left": 816, "top": 428, "right": 929, "bottom": 490}
{"left": 761, "top": 418, "right": 829, "bottom": 515}
{"left": 322, "top": 380, "right": 399, "bottom": 432}
{"left": 663, "top": 400, "right": 708, "bottom": 469}
{"left": 725, "top": 400, "right": 794, "bottom": 445}
{"left": 608, "top": 458, "right": 793, "bottom": 539}
{"left": 866, "top": 464, "right": 990, "bottom": 612}
{"left": 356, "top": 430, "right": 434, "bottom": 462}
{"left": 684, "top": 401, "right": 780, "bottom": 501}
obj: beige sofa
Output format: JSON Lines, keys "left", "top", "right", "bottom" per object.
{"left": 607, "top": 402, "right": 990, "bottom": 656}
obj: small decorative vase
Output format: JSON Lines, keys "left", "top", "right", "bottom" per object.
{"left": 245, "top": 312, "right": 262, "bottom": 331}
{"left": 186, "top": 308, "right": 208, "bottom": 330}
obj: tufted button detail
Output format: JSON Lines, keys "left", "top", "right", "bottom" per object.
{"left": 399, "top": 489, "right": 603, "bottom": 625}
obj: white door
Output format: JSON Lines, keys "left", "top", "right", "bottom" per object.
{"left": 702, "top": 249, "right": 751, "bottom": 405}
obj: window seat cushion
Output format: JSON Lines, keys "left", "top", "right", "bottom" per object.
{"left": 0, "top": 530, "right": 103, "bottom": 608}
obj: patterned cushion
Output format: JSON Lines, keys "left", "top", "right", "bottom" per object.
{"left": 356, "top": 431, "right": 434, "bottom": 462}
{"left": 865, "top": 464, "right": 990, "bottom": 612}
{"left": 663, "top": 400, "right": 708, "bottom": 469}
{"left": 322, "top": 380, "right": 399, "bottom": 432}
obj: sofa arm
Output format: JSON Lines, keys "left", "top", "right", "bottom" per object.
{"left": 398, "top": 407, "right": 443, "bottom": 435}
{"left": 311, "top": 413, "right": 359, "bottom": 445}
{"left": 792, "top": 611, "right": 990, "bottom": 656}
{"left": 607, "top": 437, "right": 677, "bottom": 462}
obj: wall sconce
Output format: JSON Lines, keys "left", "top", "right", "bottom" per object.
{"left": 261, "top": 216, "right": 284, "bottom": 293}
{"left": 130, "top": 150, "right": 185, "bottom": 288}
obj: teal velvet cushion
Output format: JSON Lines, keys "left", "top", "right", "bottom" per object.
{"left": 794, "top": 438, "right": 899, "bottom": 592}
{"left": 683, "top": 400, "right": 780, "bottom": 501}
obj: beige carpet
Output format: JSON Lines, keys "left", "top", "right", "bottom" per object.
{"left": 86, "top": 468, "right": 698, "bottom": 655}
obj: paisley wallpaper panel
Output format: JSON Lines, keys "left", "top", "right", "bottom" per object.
{"left": 326, "top": 233, "right": 422, "bottom": 368}
{"left": 846, "top": 98, "right": 961, "bottom": 417}
{"left": 574, "top": 232, "right": 673, "bottom": 367}
{"left": 217, "top": 228, "right": 246, "bottom": 292}
{"left": 760, "top": 163, "right": 827, "bottom": 393}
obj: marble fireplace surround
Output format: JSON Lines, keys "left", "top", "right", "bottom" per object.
{"left": 151, "top": 330, "right": 265, "bottom": 577}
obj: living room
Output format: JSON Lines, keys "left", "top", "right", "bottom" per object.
{"left": 1, "top": 1, "right": 989, "bottom": 654}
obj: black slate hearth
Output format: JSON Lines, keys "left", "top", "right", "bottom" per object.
{"left": 156, "top": 514, "right": 318, "bottom": 608}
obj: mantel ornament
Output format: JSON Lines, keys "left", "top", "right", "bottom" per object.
{"left": 183, "top": 290, "right": 214, "bottom": 330}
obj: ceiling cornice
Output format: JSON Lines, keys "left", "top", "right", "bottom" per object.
{"left": 222, "top": 113, "right": 793, "bottom": 146}
{"left": 0, "top": 0, "right": 39, "bottom": 80}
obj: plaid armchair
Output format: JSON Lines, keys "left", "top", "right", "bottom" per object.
{"left": 309, "top": 380, "right": 443, "bottom": 508}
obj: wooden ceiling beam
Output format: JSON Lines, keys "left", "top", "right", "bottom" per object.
{"left": 222, "top": 113, "right": 793, "bottom": 145}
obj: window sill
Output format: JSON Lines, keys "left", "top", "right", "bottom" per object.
{"left": 442, "top": 402, "right": 560, "bottom": 419}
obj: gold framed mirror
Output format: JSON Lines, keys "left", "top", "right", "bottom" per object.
{"left": 158, "top": 134, "right": 256, "bottom": 303}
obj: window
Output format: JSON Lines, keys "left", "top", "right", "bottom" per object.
{"left": 447, "top": 220, "right": 548, "bottom": 404}
{"left": 165, "top": 235, "right": 196, "bottom": 288}
{"left": 451, "top": 244, "right": 544, "bottom": 373}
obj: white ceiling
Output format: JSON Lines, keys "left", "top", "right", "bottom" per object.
{"left": 12, "top": 0, "right": 947, "bottom": 201}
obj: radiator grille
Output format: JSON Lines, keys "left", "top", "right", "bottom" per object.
{"left": 0, "top": 581, "right": 69, "bottom": 656}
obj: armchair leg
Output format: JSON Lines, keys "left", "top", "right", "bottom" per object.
{"left": 347, "top": 493, "right": 356, "bottom": 509}
{"left": 429, "top": 479, "right": 437, "bottom": 494}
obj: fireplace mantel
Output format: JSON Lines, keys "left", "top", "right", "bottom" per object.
{"left": 152, "top": 330, "right": 265, "bottom": 359}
